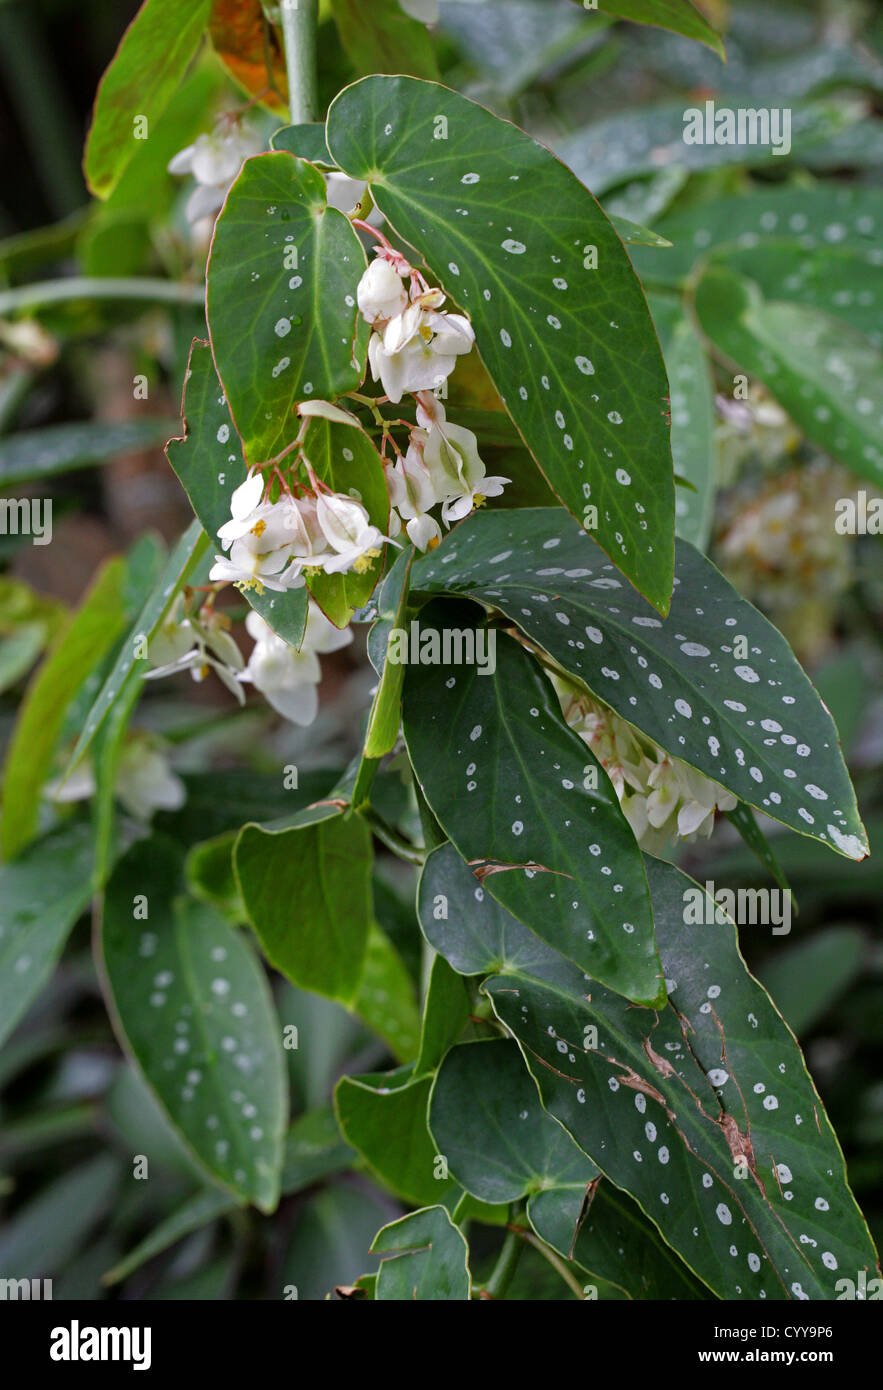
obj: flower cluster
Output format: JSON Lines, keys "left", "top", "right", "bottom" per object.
{"left": 168, "top": 119, "right": 368, "bottom": 245}
{"left": 46, "top": 736, "right": 185, "bottom": 822}
{"left": 207, "top": 471, "right": 389, "bottom": 594}
{"left": 239, "top": 604, "right": 352, "bottom": 726}
{"left": 715, "top": 460, "right": 854, "bottom": 661}
{"left": 144, "top": 593, "right": 246, "bottom": 701}
{"left": 142, "top": 225, "right": 507, "bottom": 740}
{"left": 168, "top": 119, "right": 264, "bottom": 235}
{"left": 556, "top": 679, "right": 737, "bottom": 855}
{"left": 715, "top": 385, "right": 801, "bottom": 482}
{"left": 143, "top": 593, "right": 351, "bottom": 729}
{"left": 357, "top": 251, "right": 508, "bottom": 550}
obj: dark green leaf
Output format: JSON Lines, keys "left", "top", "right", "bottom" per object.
{"left": 757, "top": 927, "right": 866, "bottom": 1036}
{"left": 485, "top": 857, "right": 879, "bottom": 1300}
{"left": 650, "top": 296, "right": 716, "bottom": 551}
{"left": 336, "top": 1065, "right": 452, "bottom": 1206}
{"left": 85, "top": 0, "right": 211, "bottom": 198}
{"left": 0, "top": 825, "right": 94, "bottom": 1049}
{"left": 559, "top": 100, "right": 861, "bottom": 198}
{"left": 235, "top": 813, "right": 372, "bottom": 1001}
{"left": 351, "top": 923, "right": 421, "bottom": 1061}
{"left": 529, "top": 1180, "right": 708, "bottom": 1299}
{"left": 418, "top": 839, "right": 560, "bottom": 978}
{"left": 0, "top": 1156, "right": 119, "bottom": 1277}
{"left": 694, "top": 267, "right": 883, "bottom": 486}
{"left": 403, "top": 612, "right": 662, "bottom": 1004}
{"left": 0, "top": 419, "right": 180, "bottom": 488}
{"left": 591, "top": 0, "right": 724, "bottom": 57}
{"left": 102, "top": 837, "right": 287, "bottom": 1210}
{"left": 630, "top": 186, "right": 883, "bottom": 289}
{"left": 411, "top": 508, "right": 867, "bottom": 860}
{"left": 330, "top": 0, "right": 440, "bottom": 80}
{"left": 429, "top": 1039, "right": 598, "bottom": 1204}
{"left": 372, "top": 1206, "right": 471, "bottom": 1300}
{"left": 414, "top": 953, "right": 472, "bottom": 1076}
{"left": 327, "top": 75, "right": 675, "bottom": 611}
{"left": 271, "top": 123, "right": 332, "bottom": 163}
{"left": 362, "top": 547, "right": 413, "bottom": 760}
{"left": 206, "top": 153, "right": 367, "bottom": 461}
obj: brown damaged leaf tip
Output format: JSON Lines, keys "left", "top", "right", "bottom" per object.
{"left": 468, "top": 858, "right": 569, "bottom": 883}
{"left": 642, "top": 1037, "right": 679, "bottom": 1079}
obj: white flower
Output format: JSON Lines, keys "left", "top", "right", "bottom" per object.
{"left": 281, "top": 495, "right": 333, "bottom": 573}
{"left": 325, "top": 171, "right": 367, "bottom": 214}
{"left": 558, "top": 681, "right": 736, "bottom": 854}
{"left": 217, "top": 473, "right": 264, "bottom": 537}
{"left": 297, "top": 399, "right": 361, "bottom": 427}
{"left": 45, "top": 740, "right": 185, "bottom": 821}
{"left": 239, "top": 602, "right": 351, "bottom": 725}
{"left": 442, "top": 476, "right": 508, "bottom": 524}
{"left": 168, "top": 121, "right": 262, "bottom": 226}
{"left": 357, "top": 258, "right": 408, "bottom": 326}
{"left": 210, "top": 476, "right": 309, "bottom": 593}
{"left": 301, "top": 600, "right": 354, "bottom": 656}
{"left": 148, "top": 595, "right": 197, "bottom": 668}
{"left": 367, "top": 301, "right": 475, "bottom": 403}
{"left": 399, "top": 0, "right": 439, "bottom": 21}
{"left": 45, "top": 762, "right": 97, "bottom": 804}
{"left": 386, "top": 442, "right": 443, "bottom": 551}
{"left": 239, "top": 611, "right": 321, "bottom": 724}
{"left": 314, "top": 493, "right": 387, "bottom": 574}
{"left": 423, "top": 419, "right": 509, "bottom": 523}
{"left": 209, "top": 539, "right": 297, "bottom": 594}
{"left": 115, "top": 742, "right": 186, "bottom": 821}
{"left": 144, "top": 609, "right": 246, "bottom": 702}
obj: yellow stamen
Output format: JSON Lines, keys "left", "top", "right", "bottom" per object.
{"left": 473, "top": 494, "right": 487, "bottom": 509}
{"left": 235, "top": 578, "right": 265, "bottom": 595}
{"left": 352, "top": 547, "right": 381, "bottom": 574}
{"left": 251, "top": 519, "right": 267, "bottom": 538}
{"left": 427, "top": 535, "right": 440, "bottom": 551}
{"left": 419, "top": 323, "right": 433, "bottom": 342}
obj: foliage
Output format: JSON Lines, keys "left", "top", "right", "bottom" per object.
{"left": 0, "top": 0, "right": 880, "bottom": 1303}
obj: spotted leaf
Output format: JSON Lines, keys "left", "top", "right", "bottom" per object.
{"left": 101, "top": 837, "right": 287, "bottom": 1212}
{"left": 484, "top": 856, "right": 880, "bottom": 1300}
{"left": 411, "top": 508, "right": 867, "bottom": 860}
{"left": 206, "top": 153, "right": 367, "bottom": 463}
{"left": 402, "top": 605, "right": 663, "bottom": 1005}
{"left": 326, "top": 75, "right": 675, "bottom": 612}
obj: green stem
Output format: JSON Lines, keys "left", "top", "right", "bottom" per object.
{"left": 481, "top": 1214, "right": 525, "bottom": 1300}
{"left": 359, "top": 807, "right": 425, "bottom": 866}
{"left": 519, "top": 1231, "right": 588, "bottom": 1300}
{"left": 280, "top": 0, "right": 319, "bottom": 124}
{"left": 0, "top": 278, "right": 205, "bottom": 316}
